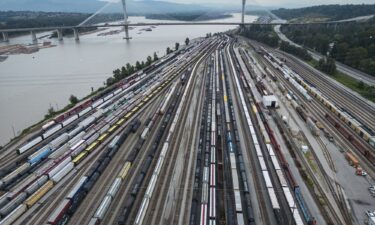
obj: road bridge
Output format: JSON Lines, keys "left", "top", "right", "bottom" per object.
{"left": 0, "top": 0, "right": 364, "bottom": 43}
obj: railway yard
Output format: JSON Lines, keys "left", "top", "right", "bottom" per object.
{"left": 0, "top": 34, "right": 375, "bottom": 225}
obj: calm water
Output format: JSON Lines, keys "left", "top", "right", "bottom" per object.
{"left": 0, "top": 13, "right": 257, "bottom": 145}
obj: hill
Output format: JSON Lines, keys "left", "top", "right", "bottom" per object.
{"left": 272, "top": 4, "right": 375, "bottom": 21}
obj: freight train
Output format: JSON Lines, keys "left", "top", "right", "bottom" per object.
{"left": 230, "top": 44, "right": 315, "bottom": 225}
{"left": 261, "top": 47, "right": 375, "bottom": 149}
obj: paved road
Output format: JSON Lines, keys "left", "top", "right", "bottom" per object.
{"left": 274, "top": 25, "right": 375, "bottom": 86}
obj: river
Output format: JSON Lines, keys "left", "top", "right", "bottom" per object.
{"left": 0, "top": 13, "right": 257, "bottom": 145}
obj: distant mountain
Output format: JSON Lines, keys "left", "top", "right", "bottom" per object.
{"left": 0, "top": 0, "right": 212, "bottom": 14}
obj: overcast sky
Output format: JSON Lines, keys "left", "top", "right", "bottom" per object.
{"left": 161, "top": 0, "right": 375, "bottom": 7}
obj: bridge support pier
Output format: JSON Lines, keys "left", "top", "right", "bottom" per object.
{"left": 2, "top": 32, "right": 9, "bottom": 42}
{"left": 30, "top": 31, "right": 37, "bottom": 43}
{"left": 124, "top": 25, "right": 131, "bottom": 40}
{"left": 73, "top": 28, "right": 79, "bottom": 41}
{"left": 57, "top": 29, "right": 63, "bottom": 41}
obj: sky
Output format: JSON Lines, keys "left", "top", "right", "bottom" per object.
{"left": 161, "top": 0, "right": 375, "bottom": 8}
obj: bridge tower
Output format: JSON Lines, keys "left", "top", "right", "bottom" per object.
{"left": 30, "top": 31, "right": 37, "bottom": 43}
{"left": 2, "top": 32, "right": 9, "bottom": 42}
{"left": 241, "top": 0, "right": 246, "bottom": 24}
{"left": 121, "top": 0, "right": 131, "bottom": 40}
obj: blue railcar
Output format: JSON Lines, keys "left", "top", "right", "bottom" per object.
{"left": 294, "top": 186, "right": 313, "bottom": 223}
{"left": 29, "top": 147, "right": 52, "bottom": 165}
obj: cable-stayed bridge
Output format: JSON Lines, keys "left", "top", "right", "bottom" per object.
{"left": 0, "top": 0, "right": 364, "bottom": 43}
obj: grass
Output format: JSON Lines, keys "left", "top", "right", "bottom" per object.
{"left": 305, "top": 151, "right": 318, "bottom": 172}
{"left": 331, "top": 71, "right": 375, "bottom": 103}
{"left": 308, "top": 59, "right": 375, "bottom": 103}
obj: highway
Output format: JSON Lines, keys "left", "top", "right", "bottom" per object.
{"left": 0, "top": 34, "right": 374, "bottom": 225}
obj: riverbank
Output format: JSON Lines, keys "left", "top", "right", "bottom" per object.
{"left": 0, "top": 42, "right": 56, "bottom": 63}
{"left": 0, "top": 13, "right": 257, "bottom": 146}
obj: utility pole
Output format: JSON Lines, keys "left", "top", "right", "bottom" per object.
{"left": 121, "top": 0, "right": 131, "bottom": 40}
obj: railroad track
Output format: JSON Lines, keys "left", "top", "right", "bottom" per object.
{"left": 248, "top": 40, "right": 375, "bottom": 133}
{"left": 282, "top": 54, "right": 375, "bottom": 131}
{"left": 101, "top": 94, "right": 167, "bottom": 225}
{"left": 169, "top": 53, "right": 208, "bottom": 225}
{"left": 260, "top": 50, "right": 353, "bottom": 225}
{"left": 251, "top": 41, "right": 375, "bottom": 178}
{"left": 147, "top": 45, "right": 215, "bottom": 225}
{"left": 20, "top": 96, "right": 163, "bottom": 225}
{"left": 224, "top": 42, "right": 276, "bottom": 225}
{"left": 316, "top": 137, "right": 336, "bottom": 173}
{"left": 68, "top": 92, "right": 165, "bottom": 225}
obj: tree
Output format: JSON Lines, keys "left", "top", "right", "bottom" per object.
{"left": 345, "top": 47, "right": 368, "bottom": 68}
{"left": 153, "top": 52, "right": 158, "bottom": 61}
{"left": 175, "top": 42, "right": 180, "bottom": 51}
{"left": 113, "top": 69, "right": 121, "bottom": 78}
{"left": 166, "top": 47, "right": 172, "bottom": 54}
{"left": 106, "top": 77, "right": 116, "bottom": 86}
{"left": 357, "top": 81, "right": 365, "bottom": 89}
{"left": 135, "top": 61, "right": 142, "bottom": 70}
{"left": 326, "top": 57, "right": 336, "bottom": 75}
{"left": 121, "top": 66, "right": 128, "bottom": 77}
{"left": 185, "top": 37, "right": 190, "bottom": 46}
{"left": 69, "top": 95, "right": 79, "bottom": 105}
{"left": 146, "top": 56, "right": 153, "bottom": 66}
{"left": 126, "top": 63, "right": 134, "bottom": 74}
{"left": 316, "top": 57, "right": 336, "bottom": 75}
{"left": 45, "top": 106, "right": 55, "bottom": 119}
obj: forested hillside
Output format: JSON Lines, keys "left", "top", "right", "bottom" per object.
{"left": 280, "top": 17, "right": 375, "bottom": 76}
{"left": 272, "top": 4, "right": 375, "bottom": 21}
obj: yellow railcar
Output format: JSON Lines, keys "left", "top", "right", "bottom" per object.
{"left": 118, "top": 162, "right": 132, "bottom": 180}
{"left": 25, "top": 180, "right": 54, "bottom": 208}
{"left": 251, "top": 104, "right": 257, "bottom": 113}
{"left": 116, "top": 118, "right": 125, "bottom": 126}
{"left": 108, "top": 125, "right": 118, "bottom": 133}
{"left": 125, "top": 112, "right": 133, "bottom": 120}
{"left": 131, "top": 106, "right": 139, "bottom": 113}
{"left": 73, "top": 151, "right": 88, "bottom": 165}
{"left": 98, "top": 133, "right": 109, "bottom": 142}
{"left": 86, "top": 141, "right": 99, "bottom": 153}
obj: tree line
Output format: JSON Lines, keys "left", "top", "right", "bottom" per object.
{"left": 239, "top": 26, "right": 337, "bottom": 76}
{"left": 272, "top": 4, "right": 375, "bottom": 21}
{"left": 280, "top": 17, "right": 375, "bottom": 76}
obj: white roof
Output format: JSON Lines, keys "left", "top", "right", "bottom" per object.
{"left": 262, "top": 95, "right": 278, "bottom": 101}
